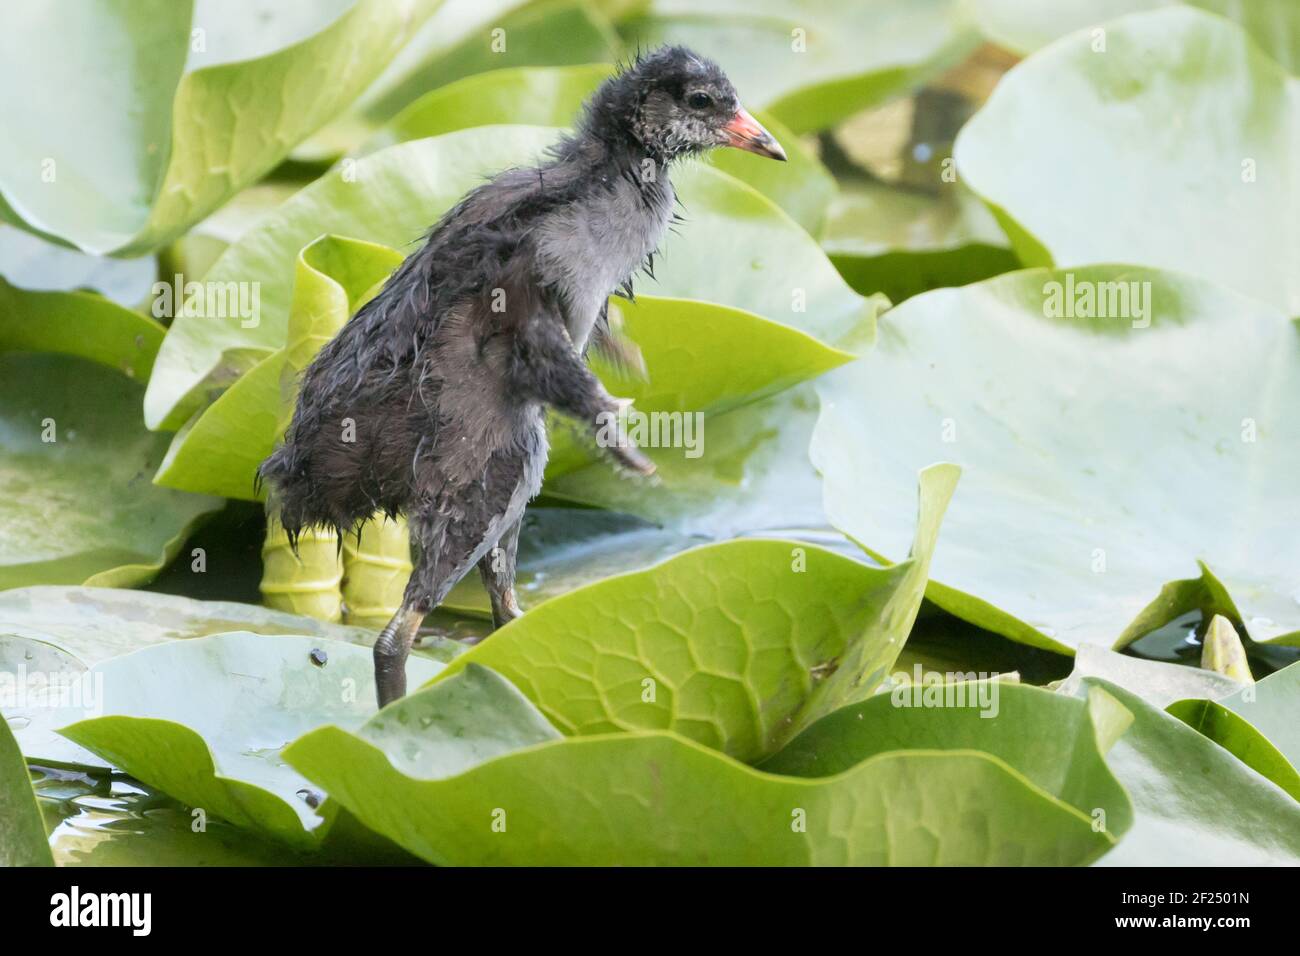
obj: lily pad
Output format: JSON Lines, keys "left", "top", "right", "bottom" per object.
{"left": 956, "top": 7, "right": 1300, "bottom": 315}
{"left": 0, "top": 586, "right": 464, "bottom": 769}
{"left": 56, "top": 632, "right": 443, "bottom": 847}
{"left": 813, "top": 266, "right": 1300, "bottom": 651}
{"left": 0, "top": 710, "right": 52, "bottom": 866}
{"left": 0, "top": 585, "right": 418, "bottom": 667}
{"left": 146, "top": 125, "right": 871, "bottom": 431}
{"left": 822, "top": 181, "right": 1018, "bottom": 304}
{"left": 549, "top": 382, "right": 834, "bottom": 538}
{"left": 1057, "top": 645, "right": 1246, "bottom": 709}
{"left": 0, "top": 278, "right": 163, "bottom": 381}
{"left": 0, "top": 0, "right": 441, "bottom": 255}
{"left": 761, "top": 682, "right": 1134, "bottom": 847}
{"left": 619, "top": 0, "right": 981, "bottom": 133}
{"left": 1168, "top": 662, "right": 1300, "bottom": 801}
{"left": 432, "top": 464, "right": 958, "bottom": 762}
{"left": 0, "top": 226, "right": 156, "bottom": 307}
{"left": 285, "top": 665, "right": 1120, "bottom": 865}
{"left": 971, "top": 0, "right": 1300, "bottom": 73}
{"left": 1073, "top": 677, "right": 1300, "bottom": 864}
{"left": 0, "top": 331, "right": 221, "bottom": 590}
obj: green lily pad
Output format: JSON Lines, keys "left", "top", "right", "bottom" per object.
{"left": 822, "top": 182, "right": 1018, "bottom": 304}
{"left": 813, "top": 266, "right": 1300, "bottom": 651}
{"left": 1074, "top": 677, "right": 1300, "bottom": 864}
{"left": 0, "top": 0, "right": 441, "bottom": 255}
{"left": 972, "top": 0, "right": 1300, "bottom": 73}
{"left": 0, "top": 711, "right": 52, "bottom": 866}
{"left": 761, "top": 682, "right": 1134, "bottom": 846}
{"left": 56, "top": 632, "right": 444, "bottom": 847}
{"left": 619, "top": 0, "right": 981, "bottom": 133}
{"left": 1168, "top": 662, "right": 1300, "bottom": 801}
{"left": 0, "top": 306, "right": 221, "bottom": 589}
{"left": 956, "top": 7, "right": 1300, "bottom": 315}
{"left": 146, "top": 125, "right": 871, "bottom": 432}
{"left": 0, "top": 278, "right": 163, "bottom": 381}
{"left": 432, "top": 464, "right": 957, "bottom": 762}
{"left": 285, "top": 665, "right": 1120, "bottom": 865}
{"left": 365, "top": 64, "right": 836, "bottom": 234}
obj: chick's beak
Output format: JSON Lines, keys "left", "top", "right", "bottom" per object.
{"left": 722, "top": 107, "right": 787, "bottom": 161}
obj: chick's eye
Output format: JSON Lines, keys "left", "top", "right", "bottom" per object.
{"left": 686, "top": 91, "right": 712, "bottom": 110}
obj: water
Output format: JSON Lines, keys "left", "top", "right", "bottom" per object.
{"left": 1125, "top": 609, "right": 1299, "bottom": 677}
{"left": 33, "top": 765, "right": 318, "bottom": 866}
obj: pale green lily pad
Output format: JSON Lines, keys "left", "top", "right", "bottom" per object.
{"left": 972, "top": 0, "right": 1300, "bottom": 72}
{"left": 0, "top": 0, "right": 441, "bottom": 255}
{"left": 285, "top": 665, "right": 1121, "bottom": 865}
{"left": 0, "top": 586, "right": 464, "bottom": 769}
{"left": 620, "top": 0, "right": 981, "bottom": 133}
{"left": 813, "top": 266, "right": 1300, "bottom": 651}
{"left": 1074, "top": 677, "right": 1300, "bottom": 865}
{"left": 956, "top": 7, "right": 1300, "bottom": 315}
{"left": 0, "top": 711, "right": 52, "bottom": 866}
{"left": 1058, "top": 645, "right": 1246, "bottom": 709}
{"left": 0, "top": 226, "right": 156, "bottom": 307}
{"left": 146, "top": 125, "right": 871, "bottom": 432}
{"left": 433, "top": 464, "right": 957, "bottom": 762}
{"left": 0, "top": 585, "right": 426, "bottom": 667}
{"left": 56, "top": 632, "right": 443, "bottom": 847}
{"left": 1217, "top": 662, "right": 1300, "bottom": 770}
{"left": 1168, "top": 661, "right": 1300, "bottom": 801}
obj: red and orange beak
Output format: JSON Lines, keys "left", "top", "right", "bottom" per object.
{"left": 722, "top": 107, "right": 787, "bottom": 161}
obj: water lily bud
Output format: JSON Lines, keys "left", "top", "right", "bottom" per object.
{"left": 342, "top": 517, "right": 414, "bottom": 629}
{"left": 1200, "top": 614, "right": 1253, "bottom": 684}
{"left": 259, "top": 515, "right": 343, "bottom": 622}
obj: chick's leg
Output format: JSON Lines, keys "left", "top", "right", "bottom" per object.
{"left": 512, "top": 316, "right": 654, "bottom": 476}
{"left": 374, "top": 466, "right": 533, "bottom": 708}
{"left": 477, "top": 518, "right": 523, "bottom": 630}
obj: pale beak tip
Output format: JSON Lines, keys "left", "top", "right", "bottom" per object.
{"left": 724, "top": 107, "right": 788, "bottom": 163}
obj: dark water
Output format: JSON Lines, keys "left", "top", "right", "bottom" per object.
{"left": 1126, "top": 609, "right": 1299, "bottom": 677}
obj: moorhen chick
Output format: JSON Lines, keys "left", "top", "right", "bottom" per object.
{"left": 260, "top": 46, "right": 787, "bottom": 706}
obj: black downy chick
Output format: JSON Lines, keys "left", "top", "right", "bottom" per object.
{"left": 259, "top": 47, "right": 786, "bottom": 707}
